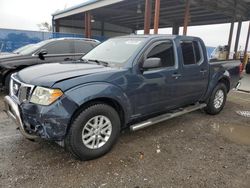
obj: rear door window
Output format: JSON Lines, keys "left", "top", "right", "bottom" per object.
{"left": 193, "top": 41, "right": 201, "bottom": 62}
{"left": 181, "top": 40, "right": 202, "bottom": 65}
{"left": 45, "top": 41, "right": 73, "bottom": 54}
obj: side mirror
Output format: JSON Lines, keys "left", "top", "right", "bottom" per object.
{"left": 142, "top": 57, "right": 162, "bottom": 70}
{"left": 38, "top": 49, "right": 48, "bottom": 60}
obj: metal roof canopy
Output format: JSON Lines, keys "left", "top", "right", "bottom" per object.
{"left": 53, "top": 0, "right": 250, "bottom": 30}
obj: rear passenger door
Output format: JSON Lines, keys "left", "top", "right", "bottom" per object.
{"left": 178, "top": 39, "right": 209, "bottom": 104}
{"left": 39, "top": 40, "right": 74, "bottom": 63}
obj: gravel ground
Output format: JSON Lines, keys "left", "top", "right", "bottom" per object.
{"left": 0, "top": 91, "right": 250, "bottom": 188}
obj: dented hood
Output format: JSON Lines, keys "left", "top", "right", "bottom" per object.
{"left": 16, "top": 62, "right": 113, "bottom": 87}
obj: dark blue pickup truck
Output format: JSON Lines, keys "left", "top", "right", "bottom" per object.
{"left": 4, "top": 35, "right": 241, "bottom": 160}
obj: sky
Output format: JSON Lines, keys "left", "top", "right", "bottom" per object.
{"left": 0, "top": 0, "right": 249, "bottom": 50}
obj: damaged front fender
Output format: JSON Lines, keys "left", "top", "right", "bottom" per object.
{"left": 20, "top": 95, "right": 79, "bottom": 141}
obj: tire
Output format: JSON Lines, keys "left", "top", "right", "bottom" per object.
{"left": 246, "top": 63, "right": 250, "bottom": 74}
{"left": 65, "top": 104, "right": 121, "bottom": 160}
{"left": 205, "top": 83, "right": 227, "bottom": 115}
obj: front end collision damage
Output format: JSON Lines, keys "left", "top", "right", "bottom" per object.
{"left": 5, "top": 94, "right": 79, "bottom": 141}
{"left": 4, "top": 95, "right": 38, "bottom": 140}
{"left": 5, "top": 81, "right": 131, "bottom": 142}
{"left": 20, "top": 95, "right": 79, "bottom": 141}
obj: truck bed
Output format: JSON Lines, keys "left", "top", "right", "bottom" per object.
{"left": 209, "top": 59, "right": 241, "bottom": 89}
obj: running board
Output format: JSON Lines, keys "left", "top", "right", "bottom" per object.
{"left": 130, "top": 103, "right": 207, "bottom": 131}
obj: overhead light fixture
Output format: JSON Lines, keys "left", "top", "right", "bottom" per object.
{"left": 137, "top": 4, "right": 142, "bottom": 14}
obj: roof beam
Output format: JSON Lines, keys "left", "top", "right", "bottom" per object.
{"left": 191, "top": 0, "right": 248, "bottom": 20}
{"left": 54, "top": 0, "right": 124, "bottom": 20}
{"left": 107, "top": 7, "right": 207, "bottom": 23}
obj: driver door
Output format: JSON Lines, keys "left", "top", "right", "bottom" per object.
{"left": 133, "top": 40, "right": 179, "bottom": 116}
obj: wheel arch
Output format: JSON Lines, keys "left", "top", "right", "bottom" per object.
{"left": 202, "top": 74, "right": 230, "bottom": 102}
{"left": 218, "top": 76, "right": 230, "bottom": 93}
{"left": 69, "top": 97, "right": 126, "bottom": 132}
{"left": 2, "top": 66, "right": 26, "bottom": 86}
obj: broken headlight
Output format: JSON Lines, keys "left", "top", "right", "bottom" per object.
{"left": 30, "top": 86, "right": 63, "bottom": 105}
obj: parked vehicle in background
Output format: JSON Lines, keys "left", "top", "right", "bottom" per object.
{"left": 0, "top": 38, "right": 99, "bottom": 90}
{"left": 246, "top": 61, "right": 250, "bottom": 74}
{"left": 0, "top": 44, "right": 34, "bottom": 56}
{"left": 13, "top": 44, "right": 34, "bottom": 54}
{"left": 4, "top": 35, "right": 241, "bottom": 160}
{"left": 210, "top": 45, "right": 234, "bottom": 60}
{"left": 0, "top": 52, "right": 11, "bottom": 56}
{"left": 239, "top": 51, "right": 250, "bottom": 74}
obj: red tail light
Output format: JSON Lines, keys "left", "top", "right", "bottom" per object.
{"left": 239, "top": 63, "right": 244, "bottom": 76}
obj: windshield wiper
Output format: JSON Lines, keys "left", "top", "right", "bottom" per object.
{"left": 79, "top": 59, "right": 109, "bottom": 67}
{"left": 88, "top": 59, "right": 109, "bottom": 67}
{"left": 79, "top": 58, "right": 91, "bottom": 63}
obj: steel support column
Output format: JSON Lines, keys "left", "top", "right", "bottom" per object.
{"left": 226, "top": 22, "right": 234, "bottom": 60}
{"left": 52, "top": 17, "right": 55, "bottom": 33}
{"left": 84, "top": 12, "right": 88, "bottom": 37}
{"left": 153, "top": 0, "right": 160, "bottom": 34}
{"left": 101, "top": 21, "right": 105, "bottom": 36}
{"left": 84, "top": 11, "right": 91, "bottom": 38}
{"left": 234, "top": 21, "right": 242, "bottom": 59}
{"left": 144, "top": 0, "right": 152, "bottom": 34}
{"left": 243, "top": 22, "right": 250, "bottom": 65}
{"left": 55, "top": 20, "right": 59, "bottom": 33}
{"left": 183, "top": 0, "right": 190, "bottom": 35}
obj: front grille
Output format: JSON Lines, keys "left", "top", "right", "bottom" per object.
{"left": 19, "top": 86, "right": 32, "bottom": 103}
{"left": 12, "top": 79, "right": 21, "bottom": 97}
{"left": 10, "top": 76, "right": 34, "bottom": 104}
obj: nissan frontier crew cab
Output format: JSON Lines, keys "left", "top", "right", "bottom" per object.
{"left": 4, "top": 35, "right": 241, "bottom": 160}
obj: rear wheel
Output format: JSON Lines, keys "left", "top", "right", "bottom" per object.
{"left": 65, "top": 104, "right": 121, "bottom": 160}
{"left": 205, "top": 83, "right": 227, "bottom": 115}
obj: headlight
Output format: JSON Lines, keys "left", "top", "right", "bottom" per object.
{"left": 30, "top": 86, "right": 63, "bottom": 105}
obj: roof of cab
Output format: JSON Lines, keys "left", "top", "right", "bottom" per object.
{"left": 44, "top": 37, "right": 100, "bottom": 43}
{"left": 113, "top": 34, "right": 201, "bottom": 41}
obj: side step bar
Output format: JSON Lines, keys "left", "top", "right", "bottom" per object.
{"left": 130, "top": 103, "right": 207, "bottom": 131}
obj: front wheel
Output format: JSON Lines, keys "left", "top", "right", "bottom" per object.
{"left": 205, "top": 83, "right": 227, "bottom": 115}
{"left": 65, "top": 104, "right": 121, "bottom": 160}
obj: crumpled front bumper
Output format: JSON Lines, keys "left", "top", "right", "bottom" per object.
{"left": 4, "top": 95, "right": 79, "bottom": 141}
{"left": 4, "top": 96, "right": 38, "bottom": 139}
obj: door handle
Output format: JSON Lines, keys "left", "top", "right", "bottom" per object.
{"left": 172, "top": 73, "right": 182, "bottom": 79}
{"left": 200, "top": 69, "right": 207, "bottom": 73}
{"left": 64, "top": 58, "right": 72, "bottom": 61}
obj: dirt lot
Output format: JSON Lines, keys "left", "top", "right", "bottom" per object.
{"left": 0, "top": 91, "right": 250, "bottom": 188}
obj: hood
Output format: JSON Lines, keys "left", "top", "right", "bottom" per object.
{"left": 0, "top": 53, "right": 28, "bottom": 67}
{"left": 0, "top": 53, "right": 24, "bottom": 61}
{"left": 0, "top": 52, "right": 12, "bottom": 56}
{"left": 16, "top": 62, "right": 114, "bottom": 87}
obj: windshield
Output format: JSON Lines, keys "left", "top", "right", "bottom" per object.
{"left": 17, "top": 40, "right": 51, "bottom": 55}
{"left": 82, "top": 37, "right": 145, "bottom": 65}
{"left": 13, "top": 44, "right": 33, "bottom": 54}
